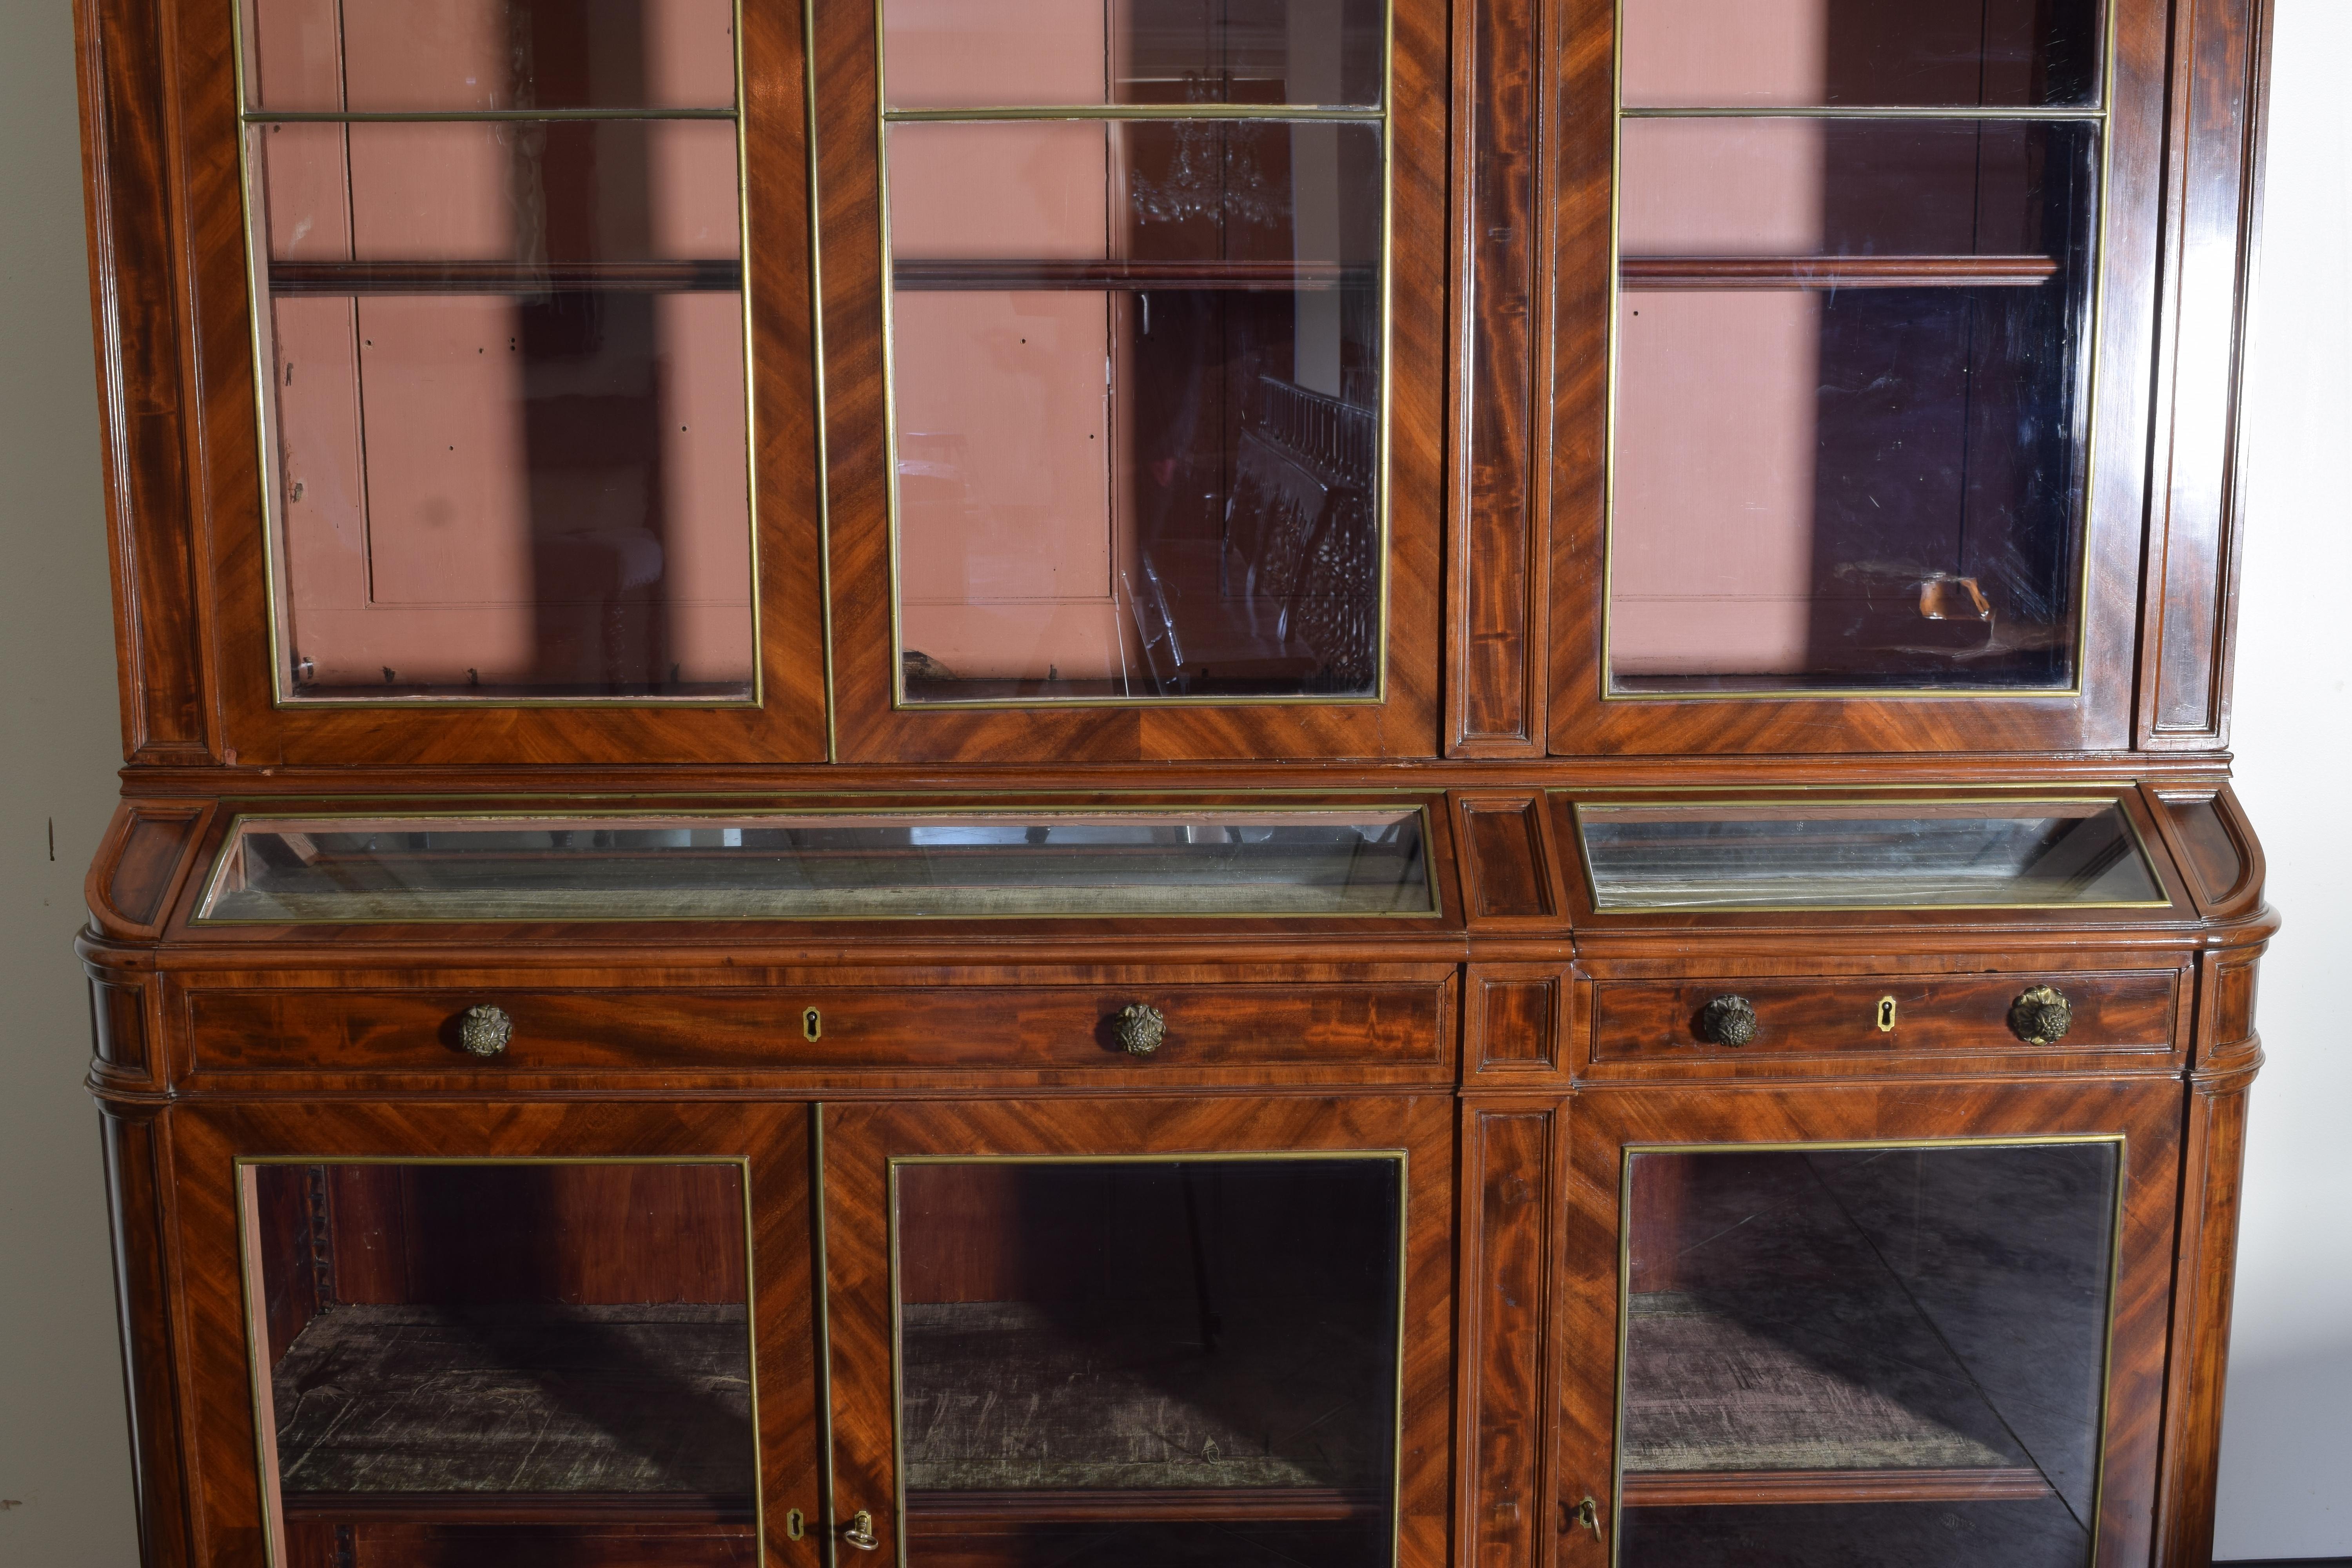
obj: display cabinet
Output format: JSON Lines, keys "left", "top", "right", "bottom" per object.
{"left": 68, "top": 0, "right": 2276, "bottom": 1561}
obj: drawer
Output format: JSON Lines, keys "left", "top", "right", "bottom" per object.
{"left": 1589, "top": 971, "right": 2181, "bottom": 1062}
{"left": 187, "top": 982, "right": 1452, "bottom": 1076}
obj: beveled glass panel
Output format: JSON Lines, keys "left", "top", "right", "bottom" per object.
{"left": 893, "top": 1157, "right": 1403, "bottom": 1564}
{"left": 195, "top": 809, "right": 1435, "bottom": 921}
{"left": 241, "top": 1160, "right": 755, "bottom": 1565}
{"left": 245, "top": 111, "right": 753, "bottom": 700}
{"left": 242, "top": 0, "right": 738, "bottom": 113}
{"left": 887, "top": 118, "right": 1384, "bottom": 702}
{"left": 1616, "top": 1142, "right": 2117, "bottom": 1567}
{"left": 1575, "top": 799, "right": 2164, "bottom": 910}
{"left": 1620, "top": 0, "right": 2102, "bottom": 109}
{"left": 882, "top": 0, "right": 1385, "bottom": 109}
{"left": 1610, "top": 119, "right": 2098, "bottom": 694}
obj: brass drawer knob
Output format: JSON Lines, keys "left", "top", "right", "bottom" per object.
{"left": 1114, "top": 1003, "right": 1168, "bottom": 1056}
{"left": 457, "top": 1004, "right": 513, "bottom": 1058}
{"left": 843, "top": 1510, "right": 880, "bottom": 1551}
{"left": 1696, "top": 995, "right": 1758, "bottom": 1048}
{"left": 2009, "top": 985, "right": 2073, "bottom": 1045}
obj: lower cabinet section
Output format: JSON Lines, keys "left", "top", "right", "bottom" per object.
{"left": 143, "top": 1082, "right": 2203, "bottom": 1568}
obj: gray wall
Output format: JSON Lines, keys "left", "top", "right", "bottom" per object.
{"left": 0, "top": 1, "right": 2344, "bottom": 1563}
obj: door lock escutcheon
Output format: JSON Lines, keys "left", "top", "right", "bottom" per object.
{"left": 1876, "top": 995, "right": 1898, "bottom": 1032}
{"left": 802, "top": 1007, "right": 822, "bottom": 1042}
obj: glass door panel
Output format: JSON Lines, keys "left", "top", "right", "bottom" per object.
{"left": 1608, "top": 0, "right": 2103, "bottom": 696}
{"left": 1615, "top": 1141, "right": 2120, "bottom": 1566}
{"left": 892, "top": 1156, "right": 1404, "bottom": 1565}
{"left": 241, "top": 1160, "right": 758, "bottom": 1566}
{"left": 240, "top": 0, "right": 755, "bottom": 702}
{"left": 879, "top": 0, "right": 1388, "bottom": 705}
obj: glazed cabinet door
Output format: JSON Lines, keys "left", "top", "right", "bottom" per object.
{"left": 1553, "top": 1081, "right": 2183, "bottom": 1568}
{"left": 819, "top": 1095, "right": 1456, "bottom": 1565}
{"left": 1539, "top": 0, "right": 2172, "bottom": 753}
{"left": 165, "top": 0, "right": 829, "bottom": 766}
{"left": 808, "top": 0, "right": 1447, "bottom": 761}
{"left": 167, "top": 1101, "right": 822, "bottom": 1568}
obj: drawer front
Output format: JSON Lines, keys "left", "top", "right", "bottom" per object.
{"left": 1590, "top": 971, "right": 2180, "bottom": 1062}
{"left": 188, "top": 983, "right": 1452, "bottom": 1076}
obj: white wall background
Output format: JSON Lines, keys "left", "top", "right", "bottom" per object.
{"left": 0, "top": 1, "right": 2344, "bottom": 1563}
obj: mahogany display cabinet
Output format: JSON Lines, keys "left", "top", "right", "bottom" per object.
{"left": 67, "top": 0, "right": 2277, "bottom": 1563}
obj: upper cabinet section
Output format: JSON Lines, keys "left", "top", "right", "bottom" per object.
{"left": 813, "top": 0, "right": 1447, "bottom": 760}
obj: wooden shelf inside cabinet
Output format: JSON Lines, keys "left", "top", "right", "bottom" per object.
{"left": 1619, "top": 254, "right": 2062, "bottom": 290}
{"left": 266, "top": 260, "right": 745, "bottom": 296}
{"left": 907, "top": 1486, "right": 1387, "bottom": 1525}
{"left": 269, "top": 1303, "right": 755, "bottom": 1522}
{"left": 891, "top": 259, "right": 1377, "bottom": 292}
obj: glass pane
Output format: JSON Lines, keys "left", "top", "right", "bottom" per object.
{"left": 883, "top": 0, "right": 1384, "bottom": 109}
{"left": 888, "top": 119, "right": 1384, "bottom": 702}
{"left": 1617, "top": 1143, "right": 2117, "bottom": 1568}
{"left": 195, "top": 809, "right": 1435, "bottom": 921}
{"left": 243, "top": 0, "right": 738, "bottom": 113}
{"left": 1611, "top": 120, "right": 2097, "bottom": 693}
{"left": 1576, "top": 799, "right": 2165, "bottom": 911}
{"left": 1621, "top": 0, "right": 2102, "bottom": 109}
{"left": 245, "top": 114, "right": 753, "bottom": 701}
{"left": 243, "top": 1161, "right": 754, "bottom": 1567}
{"left": 895, "top": 1158, "right": 1401, "bottom": 1566}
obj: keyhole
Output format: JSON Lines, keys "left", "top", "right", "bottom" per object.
{"left": 785, "top": 1509, "right": 805, "bottom": 1540}
{"left": 802, "top": 1008, "right": 822, "bottom": 1042}
{"left": 1876, "top": 996, "right": 1898, "bottom": 1033}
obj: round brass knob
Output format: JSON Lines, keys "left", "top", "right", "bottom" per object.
{"left": 843, "top": 1510, "right": 880, "bottom": 1551}
{"left": 1114, "top": 1003, "right": 1168, "bottom": 1056}
{"left": 457, "top": 1004, "right": 513, "bottom": 1058}
{"left": 1696, "top": 995, "right": 1759, "bottom": 1048}
{"left": 2009, "top": 985, "right": 2073, "bottom": 1045}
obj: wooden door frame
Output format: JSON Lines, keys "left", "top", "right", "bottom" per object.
{"left": 1552, "top": 1078, "right": 2184, "bottom": 1567}
{"left": 818, "top": 1094, "right": 1457, "bottom": 1565}
{"left": 165, "top": 1100, "right": 824, "bottom": 1568}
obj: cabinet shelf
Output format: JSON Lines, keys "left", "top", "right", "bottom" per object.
{"left": 269, "top": 1303, "right": 755, "bottom": 1519}
{"left": 1619, "top": 254, "right": 2060, "bottom": 290}
{"left": 891, "top": 259, "right": 1374, "bottom": 292}
{"left": 907, "top": 1486, "right": 1385, "bottom": 1524}
{"left": 267, "top": 260, "right": 743, "bottom": 295}
{"left": 1619, "top": 1466, "right": 2055, "bottom": 1508}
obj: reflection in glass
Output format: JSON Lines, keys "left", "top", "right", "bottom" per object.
{"left": 894, "top": 1158, "right": 1402, "bottom": 1566}
{"left": 882, "top": 0, "right": 1387, "bottom": 705}
{"left": 1617, "top": 1143, "right": 2117, "bottom": 1567}
{"left": 1576, "top": 800, "right": 2164, "bottom": 910}
{"left": 883, "top": 0, "right": 1386, "bottom": 110}
{"left": 1610, "top": 0, "right": 2103, "bottom": 696}
{"left": 242, "top": 0, "right": 753, "bottom": 701}
{"left": 242, "top": 1161, "right": 754, "bottom": 1567}
{"left": 195, "top": 808, "right": 1435, "bottom": 921}
{"left": 1620, "top": 0, "right": 2102, "bottom": 109}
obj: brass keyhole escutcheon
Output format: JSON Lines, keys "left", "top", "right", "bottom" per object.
{"left": 1876, "top": 995, "right": 1898, "bottom": 1032}
{"left": 802, "top": 1007, "right": 822, "bottom": 1042}
{"left": 784, "top": 1509, "right": 804, "bottom": 1541}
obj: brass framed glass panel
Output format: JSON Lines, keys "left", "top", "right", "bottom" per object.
{"left": 1611, "top": 1138, "right": 2122, "bottom": 1568}
{"left": 889, "top": 1153, "right": 1406, "bottom": 1566}
{"left": 1572, "top": 797, "right": 2165, "bottom": 911}
{"left": 237, "top": 1157, "right": 762, "bottom": 1566}
{"left": 236, "top": 0, "right": 758, "bottom": 704}
{"left": 1604, "top": 0, "right": 2108, "bottom": 697}
{"left": 191, "top": 806, "right": 1437, "bottom": 922}
{"left": 878, "top": 0, "right": 1392, "bottom": 705}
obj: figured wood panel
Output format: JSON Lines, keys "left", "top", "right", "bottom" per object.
{"left": 186, "top": 981, "right": 1452, "bottom": 1079}
{"left": 1449, "top": 0, "right": 1549, "bottom": 754}
{"left": 1457, "top": 1107, "right": 1558, "bottom": 1568}
{"left": 1457, "top": 795, "right": 1563, "bottom": 923}
{"left": 820, "top": 1096, "right": 1455, "bottom": 1567}
{"left": 1588, "top": 971, "right": 2181, "bottom": 1061}
{"left": 1468, "top": 972, "right": 1563, "bottom": 1076}
{"left": 2138, "top": 0, "right": 2273, "bottom": 747}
